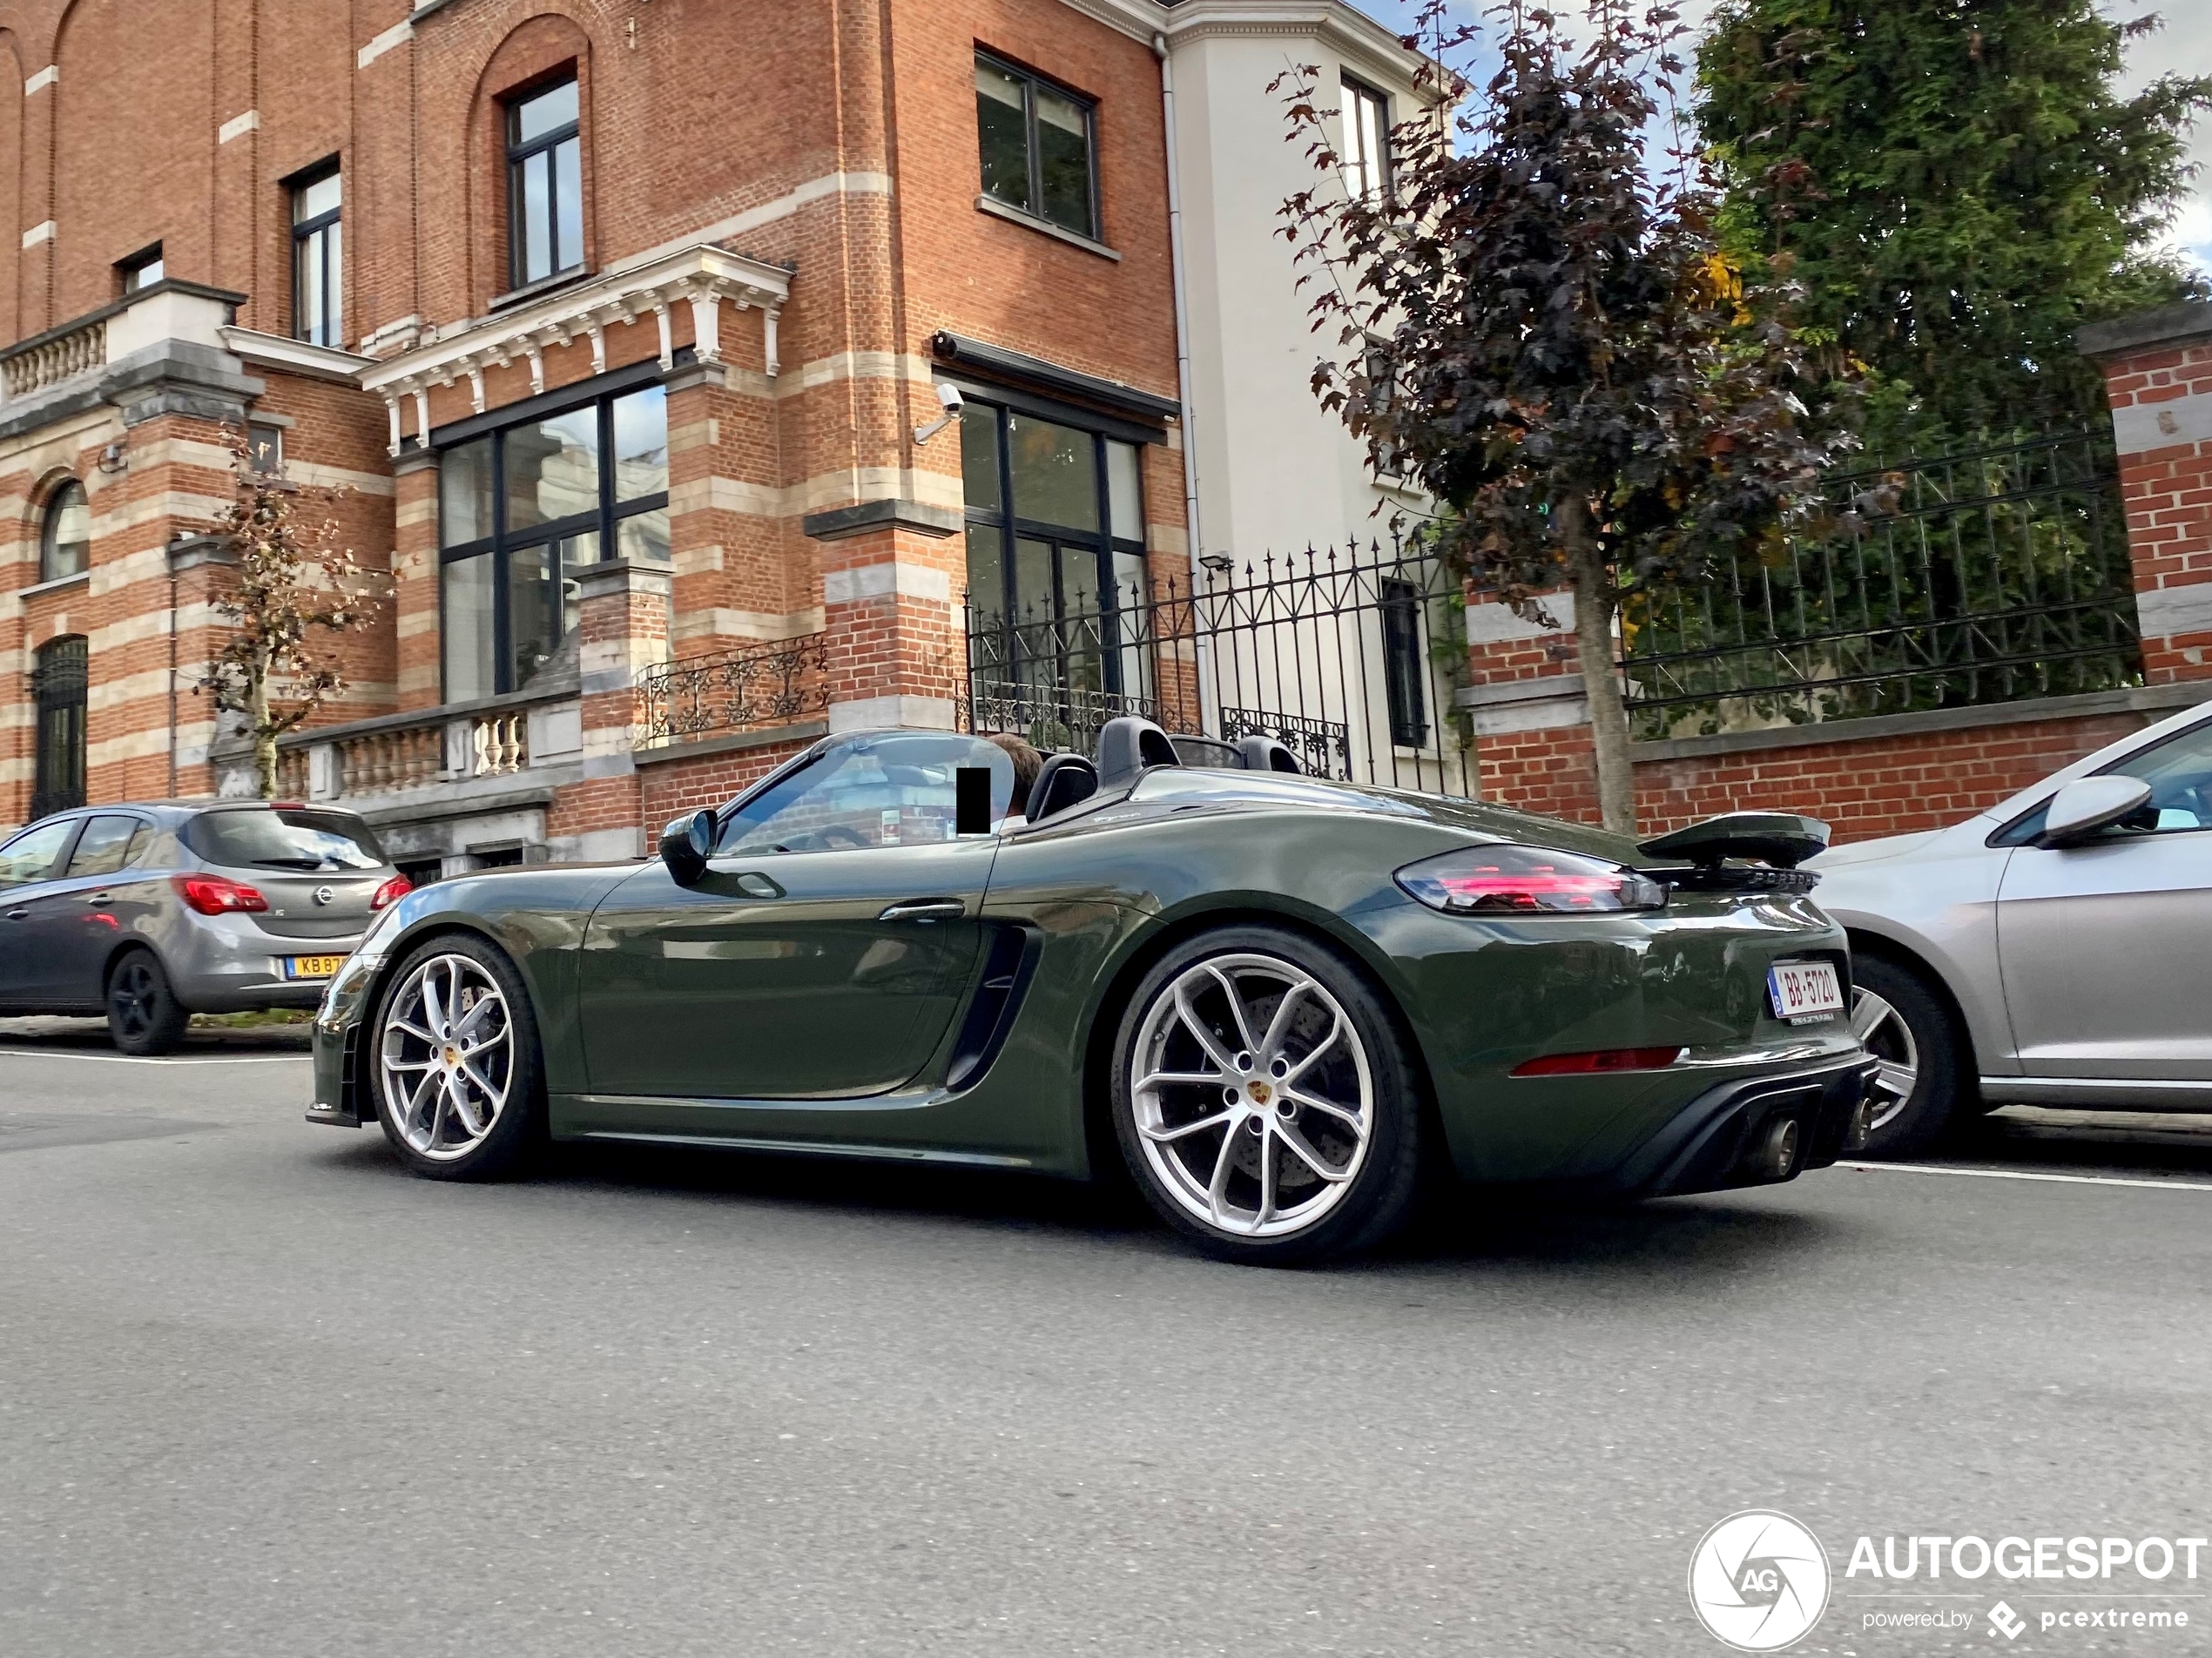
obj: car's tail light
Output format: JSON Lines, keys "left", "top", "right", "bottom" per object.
{"left": 1513, "top": 1046, "right": 1686, "bottom": 1077}
{"left": 370, "top": 875, "right": 414, "bottom": 911}
{"left": 1395, "top": 845, "right": 1666, "bottom": 914}
{"left": 172, "top": 873, "right": 269, "bottom": 914}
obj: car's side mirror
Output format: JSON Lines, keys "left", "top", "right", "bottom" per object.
{"left": 659, "top": 808, "right": 718, "bottom": 886}
{"left": 2036, "top": 775, "right": 2153, "bottom": 848}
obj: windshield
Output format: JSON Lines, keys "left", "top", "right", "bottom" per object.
{"left": 185, "top": 808, "right": 388, "bottom": 872}
{"left": 716, "top": 732, "right": 1016, "bottom": 854}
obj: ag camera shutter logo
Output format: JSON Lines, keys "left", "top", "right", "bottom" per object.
{"left": 1689, "top": 1510, "right": 1831, "bottom": 1651}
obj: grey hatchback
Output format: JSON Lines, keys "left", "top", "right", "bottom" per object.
{"left": 0, "top": 801, "right": 409, "bottom": 1054}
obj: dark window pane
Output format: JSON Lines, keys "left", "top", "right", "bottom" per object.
{"left": 66, "top": 815, "right": 140, "bottom": 877}
{"left": 441, "top": 439, "right": 494, "bottom": 547}
{"left": 326, "top": 221, "right": 342, "bottom": 344}
{"left": 959, "top": 403, "right": 1003, "bottom": 516}
{"left": 505, "top": 408, "right": 600, "bottom": 530}
{"left": 965, "top": 524, "right": 1005, "bottom": 630}
{"left": 1014, "top": 536, "right": 1054, "bottom": 623}
{"left": 515, "top": 79, "right": 578, "bottom": 144}
{"left": 508, "top": 534, "right": 595, "bottom": 692}
{"left": 610, "top": 386, "right": 668, "bottom": 499}
{"left": 43, "top": 481, "right": 90, "bottom": 580}
{"left": 1008, "top": 415, "right": 1098, "bottom": 531}
{"left": 1106, "top": 441, "right": 1142, "bottom": 542}
{"left": 0, "top": 819, "right": 80, "bottom": 887}
{"left": 554, "top": 136, "right": 583, "bottom": 270}
{"left": 442, "top": 550, "right": 496, "bottom": 702}
{"left": 1035, "top": 86, "right": 1093, "bottom": 236}
{"left": 976, "top": 59, "right": 1030, "bottom": 210}
{"left": 298, "top": 226, "right": 327, "bottom": 344}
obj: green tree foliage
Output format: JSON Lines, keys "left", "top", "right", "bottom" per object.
{"left": 1696, "top": 0, "right": 2212, "bottom": 454}
{"left": 1279, "top": 3, "right": 1858, "bottom": 832}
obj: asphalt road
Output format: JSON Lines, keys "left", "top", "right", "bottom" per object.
{"left": 3, "top": 1021, "right": 2211, "bottom": 1657}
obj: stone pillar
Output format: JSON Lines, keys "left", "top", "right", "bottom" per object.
{"left": 550, "top": 557, "right": 671, "bottom": 861}
{"left": 2080, "top": 300, "right": 2212, "bottom": 684}
{"left": 391, "top": 448, "right": 442, "bottom": 711}
{"left": 803, "top": 509, "right": 966, "bottom": 731}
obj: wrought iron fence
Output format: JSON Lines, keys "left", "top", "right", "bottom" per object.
{"left": 1618, "top": 430, "right": 2141, "bottom": 740}
{"left": 961, "top": 535, "right": 1477, "bottom": 798}
{"left": 638, "top": 632, "right": 829, "bottom": 746}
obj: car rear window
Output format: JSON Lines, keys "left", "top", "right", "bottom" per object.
{"left": 185, "top": 807, "right": 388, "bottom": 872}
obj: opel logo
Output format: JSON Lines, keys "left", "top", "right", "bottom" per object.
{"left": 313, "top": 886, "right": 335, "bottom": 907}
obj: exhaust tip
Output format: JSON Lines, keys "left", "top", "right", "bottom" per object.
{"left": 1844, "top": 1094, "right": 1878, "bottom": 1153}
{"left": 1757, "top": 1115, "right": 1801, "bottom": 1179}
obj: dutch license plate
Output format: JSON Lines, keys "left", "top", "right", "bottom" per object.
{"left": 1768, "top": 960, "right": 1844, "bottom": 1024}
{"left": 282, "top": 954, "right": 347, "bottom": 982}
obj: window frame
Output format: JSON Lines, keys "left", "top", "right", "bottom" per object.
{"left": 435, "top": 380, "right": 670, "bottom": 700}
{"left": 974, "top": 51, "right": 1100, "bottom": 242}
{"left": 505, "top": 75, "right": 584, "bottom": 291}
{"left": 290, "top": 161, "right": 343, "bottom": 348}
{"left": 958, "top": 395, "right": 1149, "bottom": 701}
{"left": 1340, "top": 74, "right": 1392, "bottom": 204}
{"left": 39, "top": 477, "right": 91, "bottom": 583}
{"left": 118, "top": 245, "right": 165, "bottom": 294}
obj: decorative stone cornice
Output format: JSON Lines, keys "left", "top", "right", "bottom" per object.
{"left": 359, "top": 243, "right": 792, "bottom": 455}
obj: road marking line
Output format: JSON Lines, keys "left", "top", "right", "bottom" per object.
{"left": 0, "top": 1048, "right": 307, "bottom": 1065}
{"left": 1838, "top": 1160, "right": 2212, "bottom": 1193}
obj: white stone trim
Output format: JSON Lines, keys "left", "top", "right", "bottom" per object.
{"left": 219, "top": 325, "right": 374, "bottom": 382}
{"left": 671, "top": 606, "right": 827, "bottom": 641}
{"left": 622, "top": 172, "right": 893, "bottom": 270}
{"left": 822, "top": 562, "right": 953, "bottom": 605}
{"left": 357, "top": 20, "right": 412, "bottom": 67}
{"left": 2137, "top": 581, "right": 2212, "bottom": 640}
{"left": 21, "top": 220, "right": 54, "bottom": 249}
{"left": 24, "top": 64, "right": 57, "bottom": 95}
{"left": 2113, "top": 394, "right": 2212, "bottom": 455}
{"left": 827, "top": 695, "right": 957, "bottom": 733}
{"left": 219, "top": 110, "right": 260, "bottom": 144}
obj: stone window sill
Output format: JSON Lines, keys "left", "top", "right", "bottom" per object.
{"left": 489, "top": 266, "right": 597, "bottom": 313}
{"left": 974, "top": 196, "right": 1121, "bottom": 261}
{"left": 17, "top": 569, "right": 90, "bottom": 600}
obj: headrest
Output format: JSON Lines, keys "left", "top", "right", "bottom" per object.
{"left": 1235, "top": 735, "right": 1302, "bottom": 774}
{"left": 1026, "top": 753, "right": 1099, "bottom": 823}
{"left": 1094, "top": 716, "right": 1180, "bottom": 785}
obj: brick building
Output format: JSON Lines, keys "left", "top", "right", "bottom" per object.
{"left": 0, "top": 0, "right": 1427, "bottom": 874}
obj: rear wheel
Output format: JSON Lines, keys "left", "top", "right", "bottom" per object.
{"left": 372, "top": 934, "right": 544, "bottom": 1181}
{"left": 1110, "top": 926, "right": 1423, "bottom": 1265}
{"left": 106, "top": 949, "right": 188, "bottom": 1056}
{"left": 1850, "top": 954, "right": 1968, "bottom": 1159}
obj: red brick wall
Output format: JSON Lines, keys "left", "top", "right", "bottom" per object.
{"left": 2094, "top": 333, "right": 2212, "bottom": 682}
{"left": 638, "top": 738, "right": 817, "bottom": 829}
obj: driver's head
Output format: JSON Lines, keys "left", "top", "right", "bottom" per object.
{"left": 984, "top": 732, "right": 1045, "bottom": 817}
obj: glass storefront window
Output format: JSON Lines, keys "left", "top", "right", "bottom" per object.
{"left": 1007, "top": 414, "right": 1098, "bottom": 532}
{"left": 611, "top": 386, "right": 668, "bottom": 500}
{"left": 442, "top": 551, "right": 497, "bottom": 704}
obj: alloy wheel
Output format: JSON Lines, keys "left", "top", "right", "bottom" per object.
{"left": 108, "top": 960, "right": 158, "bottom": 1041}
{"left": 1850, "top": 987, "right": 1920, "bottom": 1130}
{"left": 1128, "top": 953, "right": 1374, "bottom": 1238}
{"left": 378, "top": 954, "right": 516, "bottom": 1162}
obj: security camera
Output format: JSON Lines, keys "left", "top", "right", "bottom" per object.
{"left": 914, "top": 382, "right": 965, "bottom": 444}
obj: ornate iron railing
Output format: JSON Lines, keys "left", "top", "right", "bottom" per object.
{"left": 961, "top": 536, "right": 1474, "bottom": 797}
{"left": 638, "top": 632, "right": 829, "bottom": 746}
{"left": 1618, "top": 430, "right": 2142, "bottom": 739}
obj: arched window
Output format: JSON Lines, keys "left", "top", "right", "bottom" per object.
{"left": 40, "top": 479, "right": 90, "bottom": 583}
{"left": 31, "top": 636, "right": 88, "bottom": 819}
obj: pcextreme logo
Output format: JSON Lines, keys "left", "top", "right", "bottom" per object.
{"left": 1688, "top": 1510, "right": 1831, "bottom": 1652}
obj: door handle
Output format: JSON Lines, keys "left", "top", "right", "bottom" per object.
{"left": 4, "top": 908, "right": 26, "bottom": 921}
{"left": 84, "top": 892, "right": 112, "bottom": 907}
{"left": 879, "top": 899, "right": 966, "bottom": 923}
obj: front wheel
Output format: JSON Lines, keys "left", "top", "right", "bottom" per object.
{"left": 1849, "top": 954, "right": 1969, "bottom": 1159}
{"left": 371, "top": 934, "right": 544, "bottom": 1181}
{"left": 1110, "top": 926, "right": 1424, "bottom": 1265}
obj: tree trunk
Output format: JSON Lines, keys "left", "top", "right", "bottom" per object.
{"left": 250, "top": 653, "right": 277, "bottom": 799}
{"left": 1561, "top": 502, "right": 1637, "bottom": 837}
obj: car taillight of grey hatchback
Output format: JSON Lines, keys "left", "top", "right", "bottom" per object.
{"left": 1395, "top": 846, "right": 1668, "bottom": 914}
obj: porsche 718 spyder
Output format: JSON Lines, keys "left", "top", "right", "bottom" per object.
{"left": 307, "top": 718, "right": 1878, "bottom": 1264}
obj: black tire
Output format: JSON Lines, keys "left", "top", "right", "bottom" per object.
{"left": 1109, "top": 924, "right": 1425, "bottom": 1266}
{"left": 368, "top": 933, "right": 546, "bottom": 1182}
{"left": 107, "top": 948, "right": 190, "bottom": 1056}
{"left": 1851, "top": 954, "right": 1970, "bottom": 1160}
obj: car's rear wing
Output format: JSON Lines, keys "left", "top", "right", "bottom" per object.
{"left": 1635, "top": 812, "right": 1831, "bottom": 893}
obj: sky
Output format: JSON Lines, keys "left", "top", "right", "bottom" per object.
{"left": 1345, "top": 0, "right": 2212, "bottom": 274}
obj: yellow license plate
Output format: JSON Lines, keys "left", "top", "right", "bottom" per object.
{"left": 282, "top": 954, "right": 347, "bottom": 981}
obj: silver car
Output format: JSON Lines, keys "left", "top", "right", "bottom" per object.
{"left": 0, "top": 800, "right": 408, "bottom": 1055}
{"left": 1811, "top": 698, "right": 2212, "bottom": 1155}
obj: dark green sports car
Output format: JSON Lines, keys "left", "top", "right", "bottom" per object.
{"left": 307, "top": 718, "right": 1877, "bottom": 1264}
